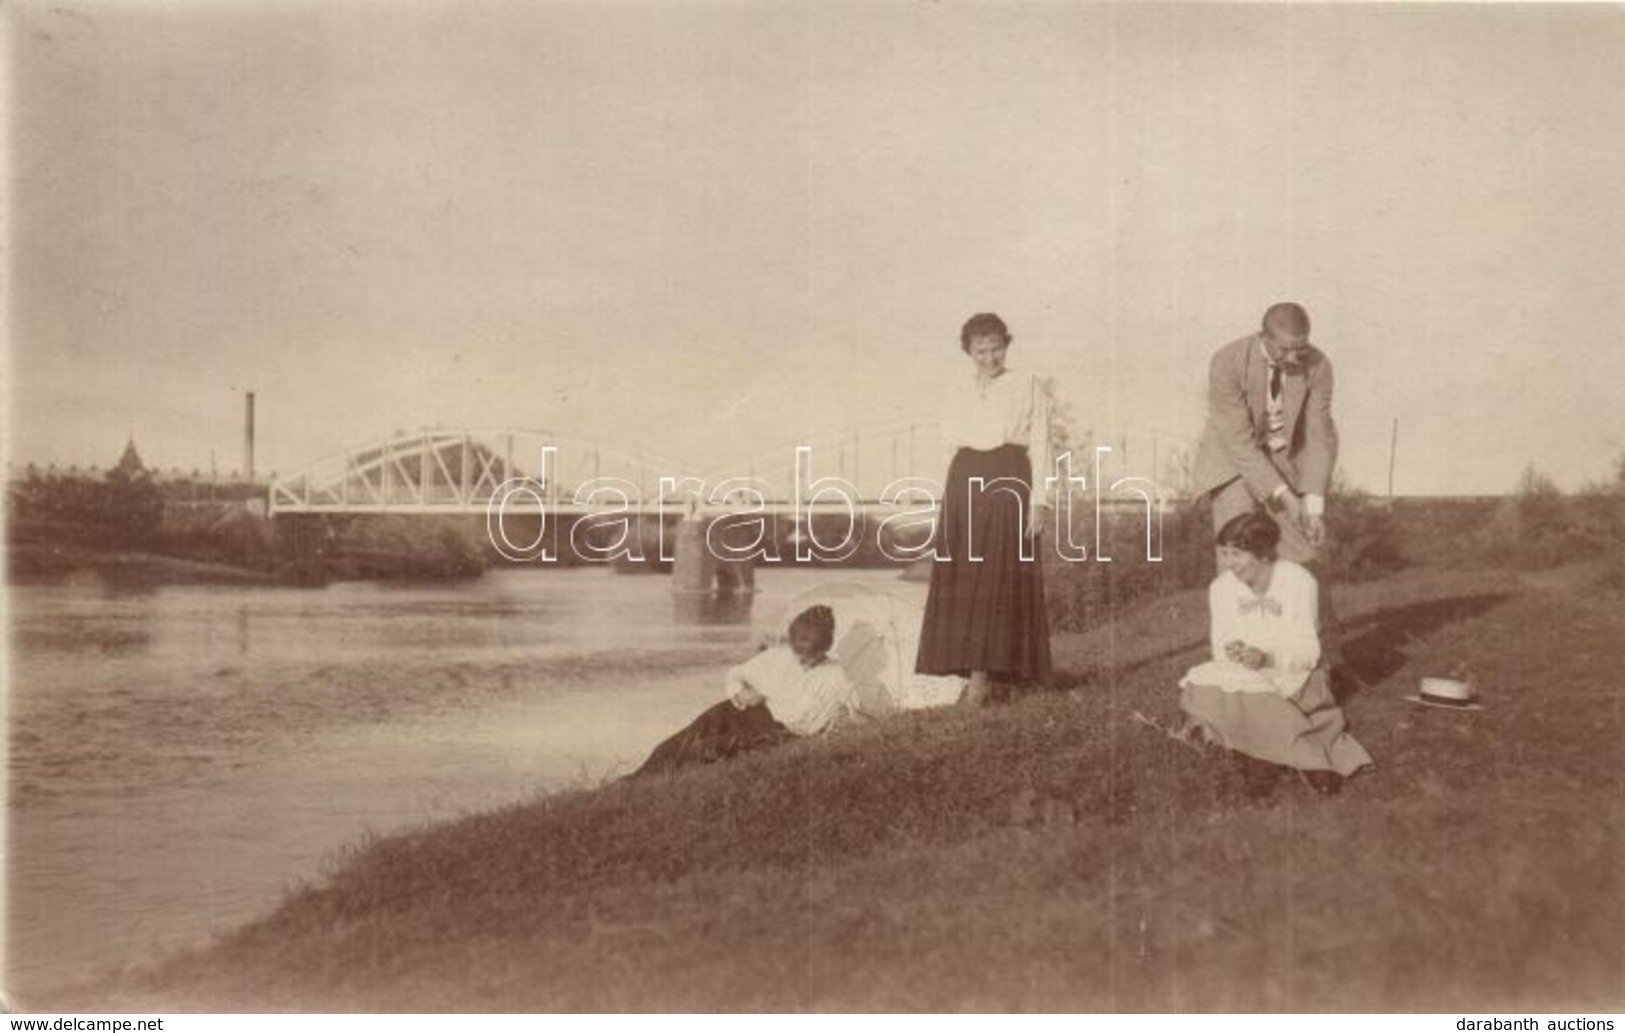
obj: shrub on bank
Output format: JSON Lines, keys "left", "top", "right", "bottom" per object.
{"left": 332, "top": 515, "right": 489, "bottom": 580}
{"left": 159, "top": 504, "right": 285, "bottom": 571}
{"left": 1043, "top": 502, "right": 1211, "bottom": 634}
{"left": 1321, "top": 478, "right": 1407, "bottom": 583}
{"left": 7, "top": 468, "right": 165, "bottom": 550}
{"left": 1472, "top": 464, "right": 1625, "bottom": 572}
{"left": 1043, "top": 479, "right": 1411, "bottom": 634}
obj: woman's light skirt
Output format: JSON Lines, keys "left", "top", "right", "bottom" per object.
{"left": 915, "top": 444, "right": 1052, "bottom": 682}
{"left": 1179, "top": 667, "right": 1373, "bottom": 776}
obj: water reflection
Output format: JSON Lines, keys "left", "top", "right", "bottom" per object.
{"left": 671, "top": 589, "right": 757, "bottom": 625}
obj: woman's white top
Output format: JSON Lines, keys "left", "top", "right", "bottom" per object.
{"left": 1180, "top": 559, "right": 1322, "bottom": 698}
{"left": 937, "top": 367, "right": 1055, "bottom": 506}
{"left": 722, "top": 645, "right": 856, "bottom": 736}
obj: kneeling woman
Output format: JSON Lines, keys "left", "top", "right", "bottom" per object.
{"left": 630, "top": 605, "right": 856, "bottom": 778}
{"left": 1179, "top": 512, "right": 1373, "bottom": 797}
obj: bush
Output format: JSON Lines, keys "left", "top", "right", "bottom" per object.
{"left": 1570, "top": 484, "right": 1625, "bottom": 592}
{"left": 332, "top": 515, "right": 488, "bottom": 580}
{"left": 1322, "top": 479, "right": 1407, "bottom": 583}
{"left": 1043, "top": 478, "right": 1409, "bottom": 633}
{"left": 1475, "top": 465, "right": 1597, "bottom": 570}
{"left": 1594, "top": 552, "right": 1625, "bottom": 595}
{"left": 1044, "top": 501, "right": 1211, "bottom": 634}
{"left": 158, "top": 504, "right": 286, "bottom": 570}
{"left": 7, "top": 469, "right": 165, "bottom": 549}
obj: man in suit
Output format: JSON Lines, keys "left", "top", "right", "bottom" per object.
{"left": 1192, "top": 302, "right": 1338, "bottom": 564}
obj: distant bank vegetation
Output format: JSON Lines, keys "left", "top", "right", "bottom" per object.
{"left": 1041, "top": 456, "right": 1625, "bottom": 634}
{"left": 9, "top": 445, "right": 1623, "bottom": 597}
{"left": 5, "top": 452, "right": 492, "bottom": 585}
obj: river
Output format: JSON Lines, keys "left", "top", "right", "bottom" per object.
{"left": 7, "top": 564, "right": 910, "bottom": 1002}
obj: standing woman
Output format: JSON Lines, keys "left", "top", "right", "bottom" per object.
{"left": 916, "top": 313, "right": 1054, "bottom": 705}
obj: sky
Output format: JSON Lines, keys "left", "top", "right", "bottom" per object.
{"left": 9, "top": 1, "right": 1625, "bottom": 495}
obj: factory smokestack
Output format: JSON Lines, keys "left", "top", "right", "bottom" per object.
{"left": 244, "top": 391, "right": 256, "bottom": 481}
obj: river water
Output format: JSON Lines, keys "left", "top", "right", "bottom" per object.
{"left": 7, "top": 565, "right": 907, "bottom": 1002}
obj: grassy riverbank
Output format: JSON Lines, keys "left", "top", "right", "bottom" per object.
{"left": 80, "top": 563, "right": 1623, "bottom": 1012}
{"left": 7, "top": 510, "right": 492, "bottom": 587}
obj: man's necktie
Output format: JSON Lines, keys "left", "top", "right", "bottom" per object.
{"left": 1265, "top": 361, "right": 1287, "bottom": 453}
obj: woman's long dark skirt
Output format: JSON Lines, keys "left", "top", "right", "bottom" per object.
{"left": 628, "top": 700, "right": 792, "bottom": 778}
{"left": 915, "top": 443, "right": 1052, "bottom": 682}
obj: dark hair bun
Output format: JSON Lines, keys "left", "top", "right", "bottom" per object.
{"left": 795, "top": 604, "right": 835, "bottom": 630}
{"left": 1215, "top": 510, "right": 1281, "bottom": 560}
{"left": 788, "top": 604, "right": 837, "bottom": 652}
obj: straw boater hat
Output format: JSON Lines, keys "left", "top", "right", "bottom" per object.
{"left": 1406, "top": 676, "right": 1483, "bottom": 711}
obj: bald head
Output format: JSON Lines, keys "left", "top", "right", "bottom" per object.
{"left": 1260, "top": 302, "right": 1313, "bottom": 369}
{"left": 1261, "top": 302, "right": 1311, "bottom": 337}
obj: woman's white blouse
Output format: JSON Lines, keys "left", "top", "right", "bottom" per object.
{"left": 722, "top": 646, "right": 856, "bottom": 737}
{"left": 1180, "top": 559, "right": 1322, "bottom": 698}
{"left": 937, "top": 368, "right": 1055, "bottom": 505}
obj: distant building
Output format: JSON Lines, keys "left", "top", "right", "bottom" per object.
{"left": 111, "top": 438, "right": 150, "bottom": 480}
{"left": 7, "top": 439, "right": 268, "bottom": 496}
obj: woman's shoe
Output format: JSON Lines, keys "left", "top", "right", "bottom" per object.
{"left": 1300, "top": 770, "right": 1343, "bottom": 797}
{"left": 1231, "top": 751, "right": 1280, "bottom": 800}
{"left": 958, "top": 680, "right": 993, "bottom": 708}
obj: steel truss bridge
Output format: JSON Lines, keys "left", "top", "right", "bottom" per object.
{"left": 268, "top": 423, "right": 1187, "bottom": 517}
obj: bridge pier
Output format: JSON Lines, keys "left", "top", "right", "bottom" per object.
{"left": 671, "top": 515, "right": 756, "bottom": 623}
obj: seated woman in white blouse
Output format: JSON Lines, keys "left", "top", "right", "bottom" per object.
{"left": 1179, "top": 511, "right": 1373, "bottom": 798}
{"left": 630, "top": 605, "right": 858, "bottom": 778}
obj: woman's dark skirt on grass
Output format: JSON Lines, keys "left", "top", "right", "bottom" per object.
{"left": 629, "top": 700, "right": 793, "bottom": 778}
{"left": 915, "top": 443, "right": 1052, "bottom": 683}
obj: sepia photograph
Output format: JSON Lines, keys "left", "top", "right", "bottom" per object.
{"left": 4, "top": 0, "right": 1624, "bottom": 1018}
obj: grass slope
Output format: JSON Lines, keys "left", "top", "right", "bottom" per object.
{"left": 95, "top": 567, "right": 1623, "bottom": 1012}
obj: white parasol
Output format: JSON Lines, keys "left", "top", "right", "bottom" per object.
{"left": 766, "top": 580, "right": 965, "bottom": 712}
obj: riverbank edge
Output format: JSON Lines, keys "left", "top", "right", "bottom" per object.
{"left": 6, "top": 543, "right": 279, "bottom": 586}
{"left": 58, "top": 564, "right": 1625, "bottom": 1011}
{"left": 4, "top": 542, "right": 501, "bottom": 588}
